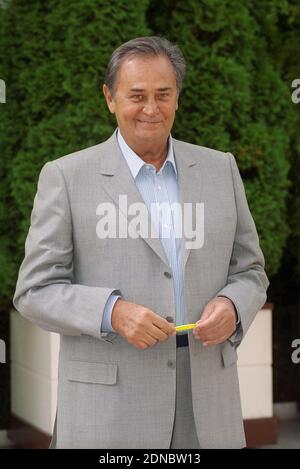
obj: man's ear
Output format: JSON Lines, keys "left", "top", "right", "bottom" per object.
{"left": 103, "top": 84, "right": 116, "bottom": 113}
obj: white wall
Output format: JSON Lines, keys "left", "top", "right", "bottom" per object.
{"left": 237, "top": 306, "right": 273, "bottom": 419}
{"left": 10, "top": 310, "right": 59, "bottom": 434}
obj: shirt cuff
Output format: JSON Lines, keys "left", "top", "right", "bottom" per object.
{"left": 101, "top": 292, "right": 121, "bottom": 334}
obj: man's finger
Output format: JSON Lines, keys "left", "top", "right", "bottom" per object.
{"left": 144, "top": 332, "right": 159, "bottom": 346}
{"left": 149, "top": 324, "right": 170, "bottom": 341}
{"left": 152, "top": 316, "right": 176, "bottom": 336}
{"left": 199, "top": 302, "right": 215, "bottom": 322}
{"left": 194, "top": 321, "right": 228, "bottom": 341}
{"left": 196, "top": 310, "right": 221, "bottom": 330}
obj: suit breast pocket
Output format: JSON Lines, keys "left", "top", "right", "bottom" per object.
{"left": 68, "top": 361, "right": 118, "bottom": 385}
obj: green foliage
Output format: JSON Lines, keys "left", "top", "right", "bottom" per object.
{"left": 1, "top": 0, "right": 298, "bottom": 306}
{"left": 271, "top": 0, "right": 300, "bottom": 289}
{"left": 2, "top": 0, "right": 298, "bottom": 301}
{"left": 0, "top": 0, "right": 150, "bottom": 306}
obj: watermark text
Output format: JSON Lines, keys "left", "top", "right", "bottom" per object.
{"left": 0, "top": 79, "right": 5, "bottom": 103}
{"left": 0, "top": 339, "right": 6, "bottom": 364}
{"left": 291, "top": 339, "right": 300, "bottom": 364}
{"left": 291, "top": 79, "right": 300, "bottom": 104}
{"left": 96, "top": 197, "right": 205, "bottom": 249}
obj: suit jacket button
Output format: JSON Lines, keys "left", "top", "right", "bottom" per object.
{"left": 166, "top": 316, "right": 174, "bottom": 323}
{"left": 164, "top": 271, "right": 172, "bottom": 279}
{"left": 167, "top": 360, "right": 175, "bottom": 369}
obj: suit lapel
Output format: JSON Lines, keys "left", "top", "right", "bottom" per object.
{"left": 97, "top": 132, "right": 169, "bottom": 267}
{"left": 173, "top": 139, "right": 204, "bottom": 270}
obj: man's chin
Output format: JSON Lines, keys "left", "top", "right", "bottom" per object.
{"left": 135, "top": 126, "right": 166, "bottom": 139}
{"left": 137, "top": 131, "right": 166, "bottom": 142}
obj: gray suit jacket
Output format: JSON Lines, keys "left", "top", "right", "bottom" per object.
{"left": 13, "top": 131, "right": 269, "bottom": 448}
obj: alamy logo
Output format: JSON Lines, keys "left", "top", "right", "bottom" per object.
{"left": 96, "top": 197, "right": 205, "bottom": 249}
{"left": 0, "top": 79, "right": 6, "bottom": 103}
{"left": 291, "top": 79, "right": 300, "bottom": 104}
{"left": 291, "top": 339, "right": 300, "bottom": 364}
{"left": 0, "top": 339, "right": 6, "bottom": 364}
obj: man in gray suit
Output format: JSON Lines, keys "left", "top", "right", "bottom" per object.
{"left": 13, "top": 36, "right": 269, "bottom": 449}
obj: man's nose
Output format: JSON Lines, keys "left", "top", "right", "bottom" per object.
{"left": 142, "top": 100, "right": 159, "bottom": 116}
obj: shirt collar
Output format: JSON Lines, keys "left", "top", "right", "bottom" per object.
{"left": 117, "top": 128, "right": 177, "bottom": 180}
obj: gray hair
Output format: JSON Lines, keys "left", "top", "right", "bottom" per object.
{"left": 104, "top": 36, "right": 186, "bottom": 96}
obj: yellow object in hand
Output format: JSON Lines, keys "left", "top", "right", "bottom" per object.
{"left": 175, "top": 323, "right": 197, "bottom": 332}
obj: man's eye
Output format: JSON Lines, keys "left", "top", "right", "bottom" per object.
{"left": 131, "top": 95, "right": 143, "bottom": 101}
{"left": 159, "top": 93, "right": 170, "bottom": 99}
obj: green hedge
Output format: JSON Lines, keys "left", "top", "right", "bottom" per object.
{"left": 0, "top": 0, "right": 150, "bottom": 307}
{"left": 1, "top": 0, "right": 297, "bottom": 303}
{"left": 272, "top": 0, "right": 300, "bottom": 290}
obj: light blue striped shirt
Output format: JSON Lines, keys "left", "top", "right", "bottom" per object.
{"left": 101, "top": 129, "right": 187, "bottom": 332}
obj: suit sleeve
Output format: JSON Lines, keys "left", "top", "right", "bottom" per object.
{"left": 216, "top": 153, "right": 269, "bottom": 344}
{"left": 13, "top": 161, "right": 119, "bottom": 340}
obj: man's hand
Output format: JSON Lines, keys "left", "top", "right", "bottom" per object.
{"left": 111, "top": 299, "right": 176, "bottom": 350}
{"left": 193, "top": 296, "right": 237, "bottom": 346}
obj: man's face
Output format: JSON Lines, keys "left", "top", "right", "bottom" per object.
{"left": 103, "top": 55, "right": 179, "bottom": 147}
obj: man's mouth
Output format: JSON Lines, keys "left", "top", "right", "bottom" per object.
{"left": 137, "top": 120, "right": 161, "bottom": 124}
